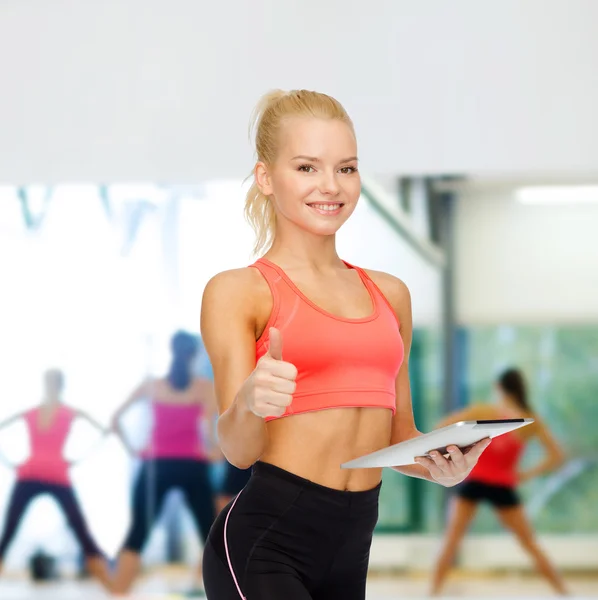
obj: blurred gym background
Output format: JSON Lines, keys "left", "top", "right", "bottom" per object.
{"left": 0, "top": 0, "right": 596, "bottom": 598}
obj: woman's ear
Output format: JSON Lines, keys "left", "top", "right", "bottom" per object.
{"left": 255, "top": 162, "right": 274, "bottom": 196}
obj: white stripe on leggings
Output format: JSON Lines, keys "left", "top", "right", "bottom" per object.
{"left": 224, "top": 491, "right": 246, "bottom": 599}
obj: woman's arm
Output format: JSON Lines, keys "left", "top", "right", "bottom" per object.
{"left": 367, "top": 271, "right": 489, "bottom": 486}
{"left": 0, "top": 412, "right": 25, "bottom": 433}
{"left": 431, "top": 402, "right": 504, "bottom": 438}
{"left": 200, "top": 269, "right": 270, "bottom": 469}
{"left": 74, "top": 409, "right": 109, "bottom": 435}
{"left": 381, "top": 275, "right": 437, "bottom": 482}
{"left": 0, "top": 413, "right": 26, "bottom": 469}
{"left": 518, "top": 419, "right": 566, "bottom": 483}
{"left": 435, "top": 404, "right": 494, "bottom": 429}
{"left": 197, "top": 378, "right": 224, "bottom": 461}
{"left": 66, "top": 408, "right": 110, "bottom": 465}
{"left": 110, "top": 379, "right": 150, "bottom": 456}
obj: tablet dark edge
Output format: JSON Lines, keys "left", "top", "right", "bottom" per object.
{"left": 475, "top": 418, "right": 525, "bottom": 424}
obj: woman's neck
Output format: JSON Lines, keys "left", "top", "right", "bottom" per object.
{"left": 43, "top": 396, "right": 61, "bottom": 407}
{"left": 267, "top": 234, "right": 342, "bottom": 270}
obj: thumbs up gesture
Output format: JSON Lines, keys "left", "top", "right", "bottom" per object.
{"left": 244, "top": 328, "right": 298, "bottom": 419}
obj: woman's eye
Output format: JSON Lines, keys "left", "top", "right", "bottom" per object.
{"left": 298, "top": 165, "right": 315, "bottom": 173}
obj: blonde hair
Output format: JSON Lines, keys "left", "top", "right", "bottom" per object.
{"left": 245, "top": 89, "right": 355, "bottom": 256}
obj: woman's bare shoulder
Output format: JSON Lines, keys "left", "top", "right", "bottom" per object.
{"left": 361, "top": 268, "right": 410, "bottom": 312}
{"left": 201, "top": 267, "right": 273, "bottom": 340}
{"left": 203, "top": 267, "right": 270, "bottom": 308}
{"left": 468, "top": 403, "right": 503, "bottom": 420}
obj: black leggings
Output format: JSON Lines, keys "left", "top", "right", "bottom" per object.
{"left": 203, "top": 461, "right": 380, "bottom": 600}
{"left": 0, "top": 480, "right": 102, "bottom": 559}
{"left": 123, "top": 458, "right": 215, "bottom": 553}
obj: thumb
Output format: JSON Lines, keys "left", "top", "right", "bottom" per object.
{"left": 267, "top": 327, "right": 283, "bottom": 361}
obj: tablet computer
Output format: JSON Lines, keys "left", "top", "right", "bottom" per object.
{"left": 340, "top": 418, "right": 534, "bottom": 469}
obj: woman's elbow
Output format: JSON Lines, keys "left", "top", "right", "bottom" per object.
{"left": 220, "top": 446, "right": 257, "bottom": 470}
{"left": 231, "top": 457, "right": 256, "bottom": 470}
{"left": 216, "top": 425, "right": 261, "bottom": 470}
{"left": 545, "top": 447, "right": 566, "bottom": 472}
{"left": 553, "top": 450, "right": 566, "bottom": 469}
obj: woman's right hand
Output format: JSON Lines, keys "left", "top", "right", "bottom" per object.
{"left": 239, "top": 328, "right": 298, "bottom": 419}
{"left": 110, "top": 419, "right": 139, "bottom": 458}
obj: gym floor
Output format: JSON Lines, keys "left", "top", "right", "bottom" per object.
{"left": 0, "top": 570, "right": 596, "bottom": 599}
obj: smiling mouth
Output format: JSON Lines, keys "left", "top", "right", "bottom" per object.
{"left": 307, "top": 203, "right": 344, "bottom": 213}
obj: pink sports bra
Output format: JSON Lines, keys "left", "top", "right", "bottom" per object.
{"left": 251, "top": 258, "right": 404, "bottom": 421}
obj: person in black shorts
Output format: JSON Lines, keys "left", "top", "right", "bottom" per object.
{"left": 429, "top": 368, "right": 569, "bottom": 596}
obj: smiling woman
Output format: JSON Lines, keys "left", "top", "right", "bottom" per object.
{"left": 254, "top": 115, "right": 361, "bottom": 246}
{"left": 200, "top": 89, "right": 489, "bottom": 600}
{"left": 244, "top": 90, "right": 360, "bottom": 256}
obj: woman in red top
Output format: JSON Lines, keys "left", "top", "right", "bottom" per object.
{"left": 430, "top": 368, "right": 568, "bottom": 596}
{"left": 0, "top": 369, "right": 110, "bottom": 591}
{"left": 200, "top": 89, "right": 491, "bottom": 600}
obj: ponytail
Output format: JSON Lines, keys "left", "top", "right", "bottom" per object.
{"left": 167, "top": 331, "right": 198, "bottom": 391}
{"left": 497, "top": 368, "right": 532, "bottom": 413}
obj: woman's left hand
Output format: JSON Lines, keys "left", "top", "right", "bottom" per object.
{"left": 0, "top": 454, "right": 15, "bottom": 470}
{"left": 415, "top": 438, "right": 492, "bottom": 487}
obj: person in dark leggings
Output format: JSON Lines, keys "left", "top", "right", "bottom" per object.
{"left": 429, "top": 368, "right": 568, "bottom": 596}
{"left": 200, "top": 89, "right": 490, "bottom": 599}
{"left": 195, "top": 344, "right": 250, "bottom": 516}
{"left": 0, "top": 369, "right": 110, "bottom": 590}
{"left": 215, "top": 462, "right": 252, "bottom": 514}
{"left": 193, "top": 340, "right": 246, "bottom": 516}
{"left": 111, "top": 331, "right": 219, "bottom": 595}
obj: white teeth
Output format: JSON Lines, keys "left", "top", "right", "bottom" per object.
{"left": 310, "top": 204, "right": 341, "bottom": 211}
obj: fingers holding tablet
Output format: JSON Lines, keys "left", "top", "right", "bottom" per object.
{"left": 415, "top": 438, "right": 492, "bottom": 487}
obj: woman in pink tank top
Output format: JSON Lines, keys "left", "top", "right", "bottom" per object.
{"left": 0, "top": 369, "right": 111, "bottom": 591}
{"left": 430, "top": 368, "right": 568, "bottom": 596}
{"left": 110, "top": 331, "right": 220, "bottom": 596}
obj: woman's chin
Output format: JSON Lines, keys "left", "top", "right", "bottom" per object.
{"left": 301, "top": 214, "right": 350, "bottom": 237}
